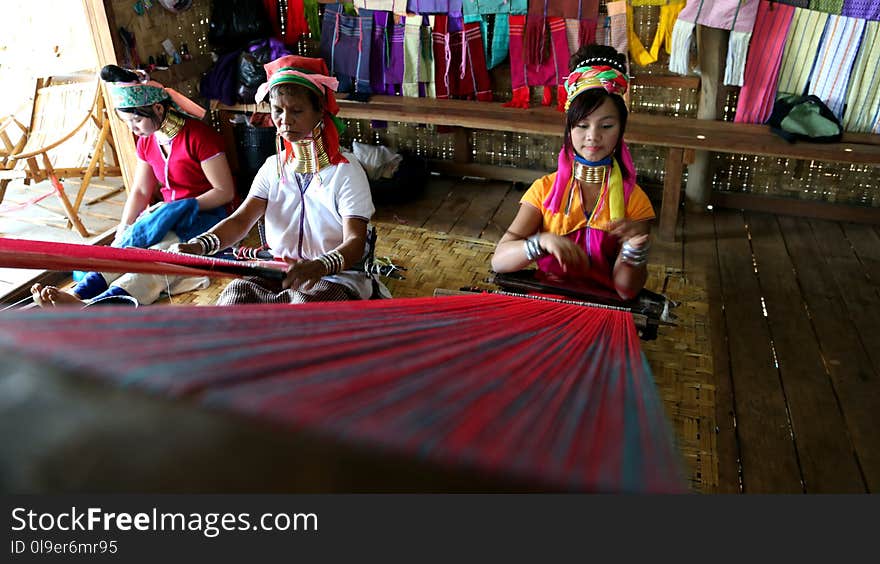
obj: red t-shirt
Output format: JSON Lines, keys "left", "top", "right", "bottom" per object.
{"left": 136, "top": 118, "right": 226, "bottom": 202}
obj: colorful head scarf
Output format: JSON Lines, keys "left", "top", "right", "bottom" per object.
{"left": 563, "top": 61, "right": 629, "bottom": 111}
{"left": 543, "top": 57, "right": 635, "bottom": 222}
{"left": 255, "top": 55, "right": 348, "bottom": 167}
{"left": 106, "top": 78, "right": 206, "bottom": 119}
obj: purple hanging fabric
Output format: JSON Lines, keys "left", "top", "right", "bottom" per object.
{"left": 321, "top": 3, "right": 374, "bottom": 98}
{"left": 842, "top": 0, "right": 880, "bottom": 19}
{"left": 371, "top": 12, "right": 390, "bottom": 95}
{"left": 407, "top": 0, "right": 463, "bottom": 15}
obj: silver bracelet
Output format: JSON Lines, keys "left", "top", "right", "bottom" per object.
{"left": 620, "top": 239, "right": 650, "bottom": 266}
{"left": 316, "top": 249, "right": 345, "bottom": 275}
{"left": 187, "top": 232, "right": 221, "bottom": 256}
{"left": 523, "top": 234, "right": 547, "bottom": 262}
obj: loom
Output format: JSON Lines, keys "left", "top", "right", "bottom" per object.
{"left": 486, "top": 270, "right": 677, "bottom": 341}
{"left": 0, "top": 293, "right": 686, "bottom": 493}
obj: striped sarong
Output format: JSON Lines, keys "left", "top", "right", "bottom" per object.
{"left": 734, "top": 0, "right": 796, "bottom": 124}
{"left": 842, "top": 20, "right": 880, "bottom": 132}
{"left": 807, "top": 14, "right": 867, "bottom": 119}
{"left": 776, "top": 7, "right": 830, "bottom": 95}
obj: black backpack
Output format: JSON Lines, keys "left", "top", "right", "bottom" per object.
{"left": 766, "top": 94, "right": 844, "bottom": 143}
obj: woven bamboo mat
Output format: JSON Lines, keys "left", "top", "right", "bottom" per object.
{"left": 156, "top": 222, "right": 718, "bottom": 492}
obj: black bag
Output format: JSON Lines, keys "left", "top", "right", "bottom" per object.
{"left": 766, "top": 95, "right": 844, "bottom": 144}
{"left": 237, "top": 53, "right": 266, "bottom": 88}
{"left": 208, "top": 0, "right": 272, "bottom": 51}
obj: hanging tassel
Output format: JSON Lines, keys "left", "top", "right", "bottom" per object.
{"left": 556, "top": 85, "right": 567, "bottom": 112}
{"left": 503, "top": 85, "right": 531, "bottom": 109}
{"left": 668, "top": 19, "right": 695, "bottom": 75}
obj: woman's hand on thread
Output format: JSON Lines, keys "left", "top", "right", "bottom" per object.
{"left": 170, "top": 242, "right": 204, "bottom": 255}
{"left": 282, "top": 259, "right": 326, "bottom": 291}
{"left": 538, "top": 233, "right": 590, "bottom": 276}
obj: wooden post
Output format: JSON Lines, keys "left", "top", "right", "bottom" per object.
{"left": 660, "top": 148, "right": 685, "bottom": 241}
{"left": 686, "top": 25, "right": 728, "bottom": 212}
{"left": 81, "top": 0, "right": 138, "bottom": 192}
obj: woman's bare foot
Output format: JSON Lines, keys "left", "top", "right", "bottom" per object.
{"left": 30, "top": 284, "right": 85, "bottom": 307}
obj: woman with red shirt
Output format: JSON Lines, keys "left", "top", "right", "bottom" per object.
{"left": 31, "top": 65, "right": 235, "bottom": 307}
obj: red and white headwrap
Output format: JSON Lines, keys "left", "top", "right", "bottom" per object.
{"left": 255, "top": 55, "right": 347, "bottom": 167}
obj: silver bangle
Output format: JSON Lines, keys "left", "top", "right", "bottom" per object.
{"left": 621, "top": 240, "right": 650, "bottom": 266}
{"left": 188, "top": 232, "right": 221, "bottom": 256}
{"left": 523, "top": 234, "right": 546, "bottom": 262}
{"left": 316, "top": 249, "right": 345, "bottom": 275}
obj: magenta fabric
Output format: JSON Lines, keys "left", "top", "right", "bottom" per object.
{"left": 734, "top": 0, "right": 796, "bottom": 124}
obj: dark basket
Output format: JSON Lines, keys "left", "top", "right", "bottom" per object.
{"left": 234, "top": 124, "right": 277, "bottom": 196}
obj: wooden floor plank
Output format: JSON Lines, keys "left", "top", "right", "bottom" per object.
{"left": 790, "top": 218, "right": 880, "bottom": 491}
{"left": 422, "top": 179, "right": 476, "bottom": 233}
{"left": 713, "top": 209, "right": 802, "bottom": 493}
{"left": 449, "top": 180, "right": 511, "bottom": 239}
{"left": 683, "top": 211, "right": 740, "bottom": 493}
{"left": 371, "top": 176, "right": 456, "bottom": 227}
{"left": 810, "top": 220, "right": 880, "bottom": 375}
{"left": 481, "top": 184, "right": 523, "bottom": 243}
{"left": 841, "top": 223, "right": 880, "bottom": 299}
{"left": 747, "top": 213, "right": 865, "bottom": 492}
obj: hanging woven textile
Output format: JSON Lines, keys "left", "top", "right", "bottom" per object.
{"left": 321, "top": 3, "right": 374, "bottom": 100}
{"left": 775, "top": 8, "right": 829, "bottom": 95}
{"left": 0, "top": 294, "right": 686, "bottom": 493}
{"left": 403, "top": 15, "right": 436, "bottom": 97}
{"left": 462, "top": 0, "right": 518, "bottom": 70}
{"left": 262, "top": 0, "right": 283, "bottom": 40}
{"left": 353, "top": 0, "right": 395, "bottom": 10}
{"left": 806, "top": 14, "right": 866, "bottom": 119}
{"left": 370, "top": 12, "right": 406, "bottom": 96}
{"left": 407, "top": 0, "right": 464, "bottom": 15}
{"left": 625, "top": 0, "right": 686, "bottom": 67}
{"left": 842, "top": 20, "right": 880, "bottom": 132}
{"left": 842, "top": 0, "right": 880, "bottom": 19}
{"left": 668, "top": 0, "right": 760, "bottom": 86}
{"left": 733, "top": 0, "right": 796, "bottom": 124}
{"left": 464, "top": 19, "right": 494, "bottom": 99}
{"left": 811, "top": 0, "right": 845, "bottom": 12}
{"left": 504, "top": 16, "right": 571, "bottom": 109}
{"left": 602, "top": 1, "right": 631, "bottom": 58}
{"left": 284, "top": 0, "right": 310, "bottom": 44}
{"left": 432, "top": 15, "right": 493, "bottom": 100}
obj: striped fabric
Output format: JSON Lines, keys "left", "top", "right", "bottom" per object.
{"left": 403, "top": 16, "right": 436, "bottom": 97}
{"left": 0, "top": 294, "right": 686, "bottom": 493}
{"left": 842, "top": 20, "right": 880, "bottom": 132}
{"left": 320, "top": 4, "right": 374, "bottom": 97}
{"left": 217, "top": 276, "right": 355, "bottom": 304}
{"left": 668, "top": 0, "right": 760, "bottom": 85}
{"left": 776, "top": 8, "right": 830, "bottom": 95}
{"left": 808, "top": 14, "right": 867, "bottom": 119}
{"left": 734, "top": 0, "right": 796, "bottom": 124}
{"left": 606, "top": 0, "right": 630, "bottom": 59}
